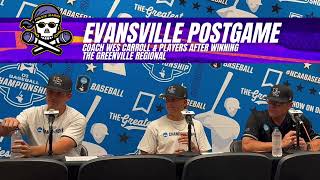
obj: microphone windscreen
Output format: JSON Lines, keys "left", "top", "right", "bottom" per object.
{"left": 22, "top": 31, "right": 35, "bottom": 43}
{"left": 59, "top": 31, "right": 72, "bottom": 44}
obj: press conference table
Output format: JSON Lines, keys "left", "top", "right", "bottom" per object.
{"left": 64, "top": 153, "right": 282, "bottom": 180}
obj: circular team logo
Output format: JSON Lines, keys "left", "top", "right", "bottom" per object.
{"left": 20, "top": 4, "right": 73, "bottom": 55}
{"left": 0, "top": 63, "right": 48, "bottom": 107}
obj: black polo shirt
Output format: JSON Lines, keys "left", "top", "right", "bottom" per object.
{"left": 242, "top": 110, "right": 320, "bottom": 142}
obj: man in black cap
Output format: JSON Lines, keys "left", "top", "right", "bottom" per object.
{"left": 0, "top": 74, "right": 86, "bottom": 157}
{"left": 242, "top": 84, "right": 320, "bottom": 152}
{"left": 138, "top": 84, "right": 211, "bottom": 154}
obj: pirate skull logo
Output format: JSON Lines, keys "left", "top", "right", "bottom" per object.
{"left": 20, "top": 4, "right": 73, "bottom": 55}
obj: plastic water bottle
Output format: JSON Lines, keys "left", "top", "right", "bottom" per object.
{"left": 272, "top": 127, "right": 282, "bottom": 157}
{"left": 10, "top": 128, "right": 23, "bottom": 159}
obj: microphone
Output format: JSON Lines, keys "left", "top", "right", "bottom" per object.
{"left": 44, "top": 109, "right": 59, "bottom": 122}
{"left": 288, "top": 108, "right": 314, "bottom": 150}
{"left": 44, "top": 109, "right": 59, "bottom": 116}
{"left": 181, "top": 110, "right": 195, "bottom": 125}
{"left": 288, "top": 108, "right": 303, "bottom": 124}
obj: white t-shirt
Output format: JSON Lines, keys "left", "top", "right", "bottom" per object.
{"left": 16, "top": 105, "right": 86, "bottom": 156}
{"left": 138, "top": 115, "right": 211, "bottom": 154}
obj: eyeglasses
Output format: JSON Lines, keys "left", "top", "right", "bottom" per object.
{"left": 36, "top": 22, "right": 58, "bottom": 28}
{"left": 267, "top": 100, "right": 288, "bottom": 107}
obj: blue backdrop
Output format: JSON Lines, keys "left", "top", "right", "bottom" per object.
{"left": 0, "top": 63, "right": 320, "bottom": 157}
{"left": 0, "top": 0, "right": 319, "bottom": 157}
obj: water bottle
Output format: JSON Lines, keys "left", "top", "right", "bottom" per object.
{"left": 10, "top": 128, "right": 23, "bottom": 159}
{"left": 272, "top": 127, "right": 282, "bottom": 157}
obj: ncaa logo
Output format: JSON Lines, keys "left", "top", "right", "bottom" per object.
{"left": 163, "top": 132, "right": 168, "bottom": 137}
{"left": 0, "top": 63, "right": 48, "bottom": 107}
{"left": 37, "top": 127, "right": 43, "bottom": 133}
{"left": 143, "top": 63, "right": 191, "bottom": 82}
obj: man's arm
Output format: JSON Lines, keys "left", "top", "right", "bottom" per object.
{"left": 242, "top": 137, "right": 272, "bottom": 152}
{"left": 32, "top": 136, "right": 76, "bottom": 156}
{"left": 242, "top": 112, "right": 267, "bottom": 152}
{"left": 12, "top": 136, "right": 76, "bottom": 157}
{"left": 242, "top": 131, "right": 296, "bottom": 152}
{"left": 0, "top": 118, "right": 20, "bottom": 136}
{"left": 139, "top": 150, "right": 150, "bottom": 154}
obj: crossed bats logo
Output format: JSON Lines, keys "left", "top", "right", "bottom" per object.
{"left": 20, "top": 4, "right": 73, "bottom": 55}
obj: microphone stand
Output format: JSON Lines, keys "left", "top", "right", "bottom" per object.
{"left": 48, "top": 114, "right": 55, "bottom": 156}
{"left": 286, "top": 115, "right": 304, "bottom": 154}
{"left": 295, "top": 118, "right": 300, "bottom": 150}
{"left": 179, "top": 115, "right": 200, "bottom": 157}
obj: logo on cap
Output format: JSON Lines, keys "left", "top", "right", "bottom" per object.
{"left": 272, "top": 88, "right": 280, "bottom": 97}
{"left": 53, "top": 76, "right": 62, "bottom": 86}
{"left": 168, "top": 86, "right": 176, "bottom": 94}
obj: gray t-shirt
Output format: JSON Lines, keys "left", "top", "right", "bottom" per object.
{"left": 16, "top": 105, "right": 86, "bottom": 156}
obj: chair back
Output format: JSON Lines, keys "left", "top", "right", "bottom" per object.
{"left": 182, "top": 153, "right": 271, "bottom": 180}
{"left": 275, "top": 152, "right": 320, "bottom": 180}
{"left": 230, "top": 140, "right": 242, "bottom": 152}
{"left": 78, "top": 155, "right": 176, "bottom": 180}
{"left": 0, "top": 158, "right": 68, "bottom": 180}
{"left": 79, "top": 144, "right": 88, "bottom": 156}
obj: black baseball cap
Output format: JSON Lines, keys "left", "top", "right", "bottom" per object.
{"left": 46, "top": 74, "right": 72, "bottom": 92}
{"left": 267, "top": 84, "right": 293, "bottom": 103}
{"left": 159, "top": 84, "right": 187, "bottom": 99}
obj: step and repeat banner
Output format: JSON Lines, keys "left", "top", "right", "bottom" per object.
{"left": 0, "top": 63, "right": 320, "bottom": 157}
{"left": 0, "top": 0, "right": 319, "bottom": 157}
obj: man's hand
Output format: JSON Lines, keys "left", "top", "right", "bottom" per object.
{"left": 293, "top": 137, "right": 307, "bottom": 151}
{"left": 282, "top": 130, "right": 296, "bottom": 149}
{"left": 0, "top": 118, "right": 20, "bottom": 134}
{"left": 11, "top": 140, "right": 32, "bottom": 158}
{"left": 175, "top": 132, "right": 198, "bottom": 154}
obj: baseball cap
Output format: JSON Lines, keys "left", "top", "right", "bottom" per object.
{"left": 159, "top": 84, "right": 187, "bottom": 99}
{"left": 46, "top": 74, "right": 72, "bottom": 92}
{"left": 267, "top": 84, "right": 293, "bottom": 103}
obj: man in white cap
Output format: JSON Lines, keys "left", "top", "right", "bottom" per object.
{"left": 138, "top": 84, "right": 211, "bottom": 154}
